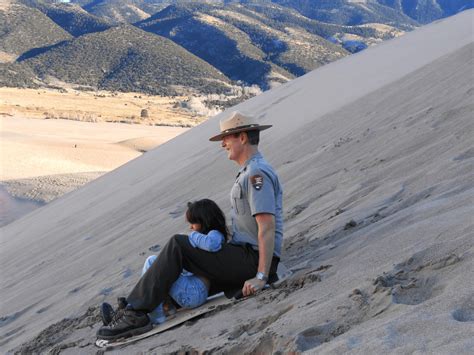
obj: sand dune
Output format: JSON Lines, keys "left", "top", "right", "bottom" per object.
{"left": 0, "top": 11, "right": 473, "bottom": 354}
{"left": 115, "top": 136, "right": 170, "bottom": 153}
{"left": 0, "top": 116, "right": 189, "bottom": 180}
{"left": 0, "top": 116, "right": 188, "bottom": 202}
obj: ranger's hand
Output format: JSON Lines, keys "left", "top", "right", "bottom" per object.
{"left": 242, "top": 277, "right": 266, "bottom": 296}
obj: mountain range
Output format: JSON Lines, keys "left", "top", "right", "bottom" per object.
{"left": 21, "top": 0, "right": 112, "bottom": 36}
{"left": 21, "top": 24, "right": 232, "bottom": 95}
{"left": 376, "top": 0, "right": 473, "bottom": 23}
{"left": 0, "top": 0, "right": 471, "bottom": 96}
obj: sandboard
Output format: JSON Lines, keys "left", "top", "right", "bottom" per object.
{"left": 95, "top": 264, "right": 293, "bottom": 349}
{"left": 95, "top": 293, "right": 232, "bottom": 349}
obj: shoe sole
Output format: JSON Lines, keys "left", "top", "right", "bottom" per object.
{"left": 97, "top": 322, "right": 153, "bottom": 341}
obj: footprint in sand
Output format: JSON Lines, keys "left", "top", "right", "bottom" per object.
{"left": 169, "top": 206, "right": 186, "bottom": 219}
{"left": 69, "top": 284, "right": 87, "bottom": 295}
{"left": 227, "top": 305, "right": 293, "bottom": 340}
{"left": 284, "top": 203, "right": 308, "bottom": 221}
{"left": 1, "top": 325, "right": 25, "bottom": 342}
{"left": 373, "top": 250, "right": 461, "bottom": 305}
{"left": 99, "top": 287, "right": 113, "bottom": 296}
{"left": 453, "top": 147, "right": 474, "bottom": 161}
{"left": 452, "top": 296, "right": 474, "bottom": 322}
{"left": 0, "top": 303, "right": 38, "bottom": 328}
{"left": 122, "top": 267, "right": 133, "bottom": 279}
{"left": 295, "top": 322, "right": 351, "bottom": 351}
{"left": 148, "top": 244, "right": 161, "bottom": 252}
{"left": 293, "top": 248, "right": 464, "bottom": 351}
{"left": 36, "top": 304, "right": 53, "bottom": 314}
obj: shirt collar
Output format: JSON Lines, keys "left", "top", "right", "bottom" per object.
{"left": 238, "top": 152, "right": 262, "bottom": 175}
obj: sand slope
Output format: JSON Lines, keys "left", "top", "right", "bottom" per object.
{"left": 0, "top": 11, "right": 473, "bottom": 354}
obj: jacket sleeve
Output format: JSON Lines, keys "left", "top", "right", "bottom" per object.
{"left": 188, "top": 230, "right": 224, "bottom": 252}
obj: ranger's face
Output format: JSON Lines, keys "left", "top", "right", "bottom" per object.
{"left": 221, "top": 133, "right": 244, "bottom": 162}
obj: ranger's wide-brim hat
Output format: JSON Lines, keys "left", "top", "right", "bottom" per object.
{"left": 209, "top": 111, "right": 272, "bottom": 141}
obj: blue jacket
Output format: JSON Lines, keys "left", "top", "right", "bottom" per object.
{"left": 188, "top": 230, "right": 224, "bottom": 251}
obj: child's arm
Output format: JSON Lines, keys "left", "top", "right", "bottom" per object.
{"left": 188, "top": 230, "right": 224, "bottom": 252}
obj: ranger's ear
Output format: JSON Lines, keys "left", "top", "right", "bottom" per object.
{"left": 239, "top": 131, "right": 249, "bottom": 144}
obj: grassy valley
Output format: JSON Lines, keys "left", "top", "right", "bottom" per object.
{"left": 0, "top": 86, "right": 218, "bottom": 126}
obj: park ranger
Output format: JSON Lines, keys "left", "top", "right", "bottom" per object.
{"left": 96, "top": 110, "right": 283, "bottom": 341}
{"left": 211, "top": 111, "right": 284, "bottom": 296}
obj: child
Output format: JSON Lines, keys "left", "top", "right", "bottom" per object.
{"left": 101, "top": 199, "right": 227, "bottom": 325}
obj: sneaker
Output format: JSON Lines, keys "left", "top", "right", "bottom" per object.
{"left": 148, "top": 303, "right": 166, "bottom": 325}
{"left": 96, "top": 307, "right": 152, "bottom": 340}
{"left": 100, "top": 297, "right": 128, "bottom": 326}
{"left": 163, "top": 299, "right": 177, "bottom": 317}
{"left": 148, "top": 298, "right": 178, "bottom": 325}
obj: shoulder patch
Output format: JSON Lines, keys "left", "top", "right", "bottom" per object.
{"left": 250, "top": 174, "right": 264, "bottom": 190}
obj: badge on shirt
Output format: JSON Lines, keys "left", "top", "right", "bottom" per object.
{"left": 250, "top": 175, "right": 264, "bottom": 190}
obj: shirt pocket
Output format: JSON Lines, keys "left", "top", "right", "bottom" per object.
{"left": 231, "top": 183, "right": 246, "bottom": 215}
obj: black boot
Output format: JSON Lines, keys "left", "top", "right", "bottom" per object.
{"left": 96, "top": 306, "right": 152, "bottom": 340}
{"left": 100, "top": 302, "right": 114, "bottom": 326}
{"left": 100, "top": 297, "right": 128, "bottom": 326}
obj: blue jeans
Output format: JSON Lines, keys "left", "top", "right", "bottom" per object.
{"left": 142, "top": 255, "right": 208, "bottom": 324}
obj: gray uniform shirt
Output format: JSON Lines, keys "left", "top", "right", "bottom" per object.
{"left": 230, "top": 152, "right": 283, "bottom": 257}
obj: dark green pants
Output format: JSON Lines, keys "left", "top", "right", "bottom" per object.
{"left": 127, "top": 234, "right": 279, "bottom": 312}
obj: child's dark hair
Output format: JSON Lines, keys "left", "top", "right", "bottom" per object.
{"left": 186, "top": 199, "right": 228, "bottom": 240}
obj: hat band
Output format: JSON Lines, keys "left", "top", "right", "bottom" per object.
{"left": 221, "top": 124, "right": 260, "bottom": 134}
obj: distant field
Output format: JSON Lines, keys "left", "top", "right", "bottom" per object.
{"left": 0, "top": 114, "right": 190, "bottom": 203}
{"left": 0, "top": 87, "right": 208, "bottom": 127}
{"left": 0, "top": 87, "right": 200, "bottom": 203}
